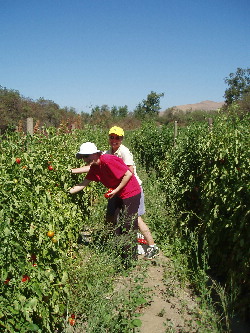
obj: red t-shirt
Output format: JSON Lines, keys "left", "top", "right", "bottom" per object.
{"left": 86, "top": 154, "right": 141, "bottom": 199}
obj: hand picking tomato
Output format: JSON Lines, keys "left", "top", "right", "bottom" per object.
{"left": 47, "top": 230, "right": 55, "bottom": 238}
{"left": 104, "top": 188, "right": 114, "bottom": 198}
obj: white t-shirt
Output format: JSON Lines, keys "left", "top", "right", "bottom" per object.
{"left": 105, "top": 144, "right": 142, "bottom": 186}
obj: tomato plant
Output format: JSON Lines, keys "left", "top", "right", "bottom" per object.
{"left": 0, "top": 128, "right": 105, "bottom": 332}
{"left": 156, "top": 113, "right": 250, "bottom": 318}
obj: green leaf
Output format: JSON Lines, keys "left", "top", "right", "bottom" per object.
{"left": 26, "top": 323, "right": 40, "bottom": 331}
{"left": 4, "top": 227, "right": 11, "bottom": 236}
{"left": 131, "top": 318, "right": 142, "bottom": 327}
{"left": 135, "top": 296, "right": 147, "bottom": 306}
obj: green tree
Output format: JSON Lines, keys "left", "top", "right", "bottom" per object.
{"left": 111, "top": 106, "right": 119, "bottom": 117}
{"left": 134, "top": 91, "right": 164, "bottom": 119}
{"left": 118, "top": 105, "right": 128, "bottom": 118}
{"left": 224, "top": 67, "right": 250, "bottom": 105}
{"left": 110, "top": 105, "right": 128, "bottom": 118}
{"left": 90, "top": 104, "right": 112, "bottom": 126}
{"left": 0, "top": 86, "right": 23, "bottom": 126}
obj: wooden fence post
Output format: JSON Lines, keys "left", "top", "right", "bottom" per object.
{"left": 208, "top": 118, "right": 213, "bottom": 132}
{"left": 174, "top": 121, "right": 178, "bottom": 146}
{"left": 27, "top": 118, "right": 34, "bottom": 136}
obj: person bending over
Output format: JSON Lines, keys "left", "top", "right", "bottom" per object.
{"left": 69, "top": 142, "right": 141, "bottom": 267}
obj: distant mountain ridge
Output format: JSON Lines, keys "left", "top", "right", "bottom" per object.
{"left": 165, "top": 100, "right": 225, "bottom": 112}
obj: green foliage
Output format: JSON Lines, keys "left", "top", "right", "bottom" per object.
{"left": 224, "top": 67, "right": 250, "bottom": 105}
{"left": 66, "top": 245, "right": 148, "bottom": 332}
{"left": 0, "top": 126, "right": 150, "bottom": 332}
{"left": 111, "top": 105, "right": 128, "bottom": 118}
{"left": 0, "top": 85, "right": 164, "bottom": 132}
{"left": 127, "top": 111, "right": 250, "bottom": 322}
{"left": 158, "top": 113, "right": 250, "bottom": 319}
{"left": 0, "top": 127, "right": 108, "bottom": 331}
{"left": 238, "top": 91, "right": 250, "bottom": 115}
{"left": 160, "top": 108, "right": 221, "bottom": 126}
{"left": 133, "top": 91, "right": 164, "bottom": 119}
{"left": 129, "top": 121, "right": 173, "bottom": 172}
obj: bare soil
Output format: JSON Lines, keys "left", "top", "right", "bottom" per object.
{"left": 136, "top": 252, "right": 203, "bottom": 333}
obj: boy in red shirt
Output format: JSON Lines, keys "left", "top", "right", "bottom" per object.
{"left": 69, "top": 142, "right": 141, "bottom": 266}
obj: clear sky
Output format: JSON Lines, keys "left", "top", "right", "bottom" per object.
{"left": 1, "top": 0, "right": 249, "bottom": 113}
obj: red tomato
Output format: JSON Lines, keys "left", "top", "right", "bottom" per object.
{"left": 104, "top": 188, "right": 114, "bottom": 198}
{"left": 48, "top": 165, "right": 53, "bottom": 171}
{"left": 137, "top": 238, "right": 148, "bottom": 245}
{"left": 68, "top": 317, "right": 76, "bottom": 326}
{"left": 21, "top": 275, "right": 30, "bottom": 282}
{"left": 71, "top": 314, "right": 76, "bottom": 319}
{"left": 16, "top": 158, "right": 21, "bottom": 164}
{"left": 4, "top": 278, "right": 10, "bottom": 285}
{"left": 29, "top": 254, "right": 37, "bottom": 262}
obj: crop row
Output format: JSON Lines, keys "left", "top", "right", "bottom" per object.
{"left": 0, "top": 128, "right": 108, "bottom": 332}
{"left": 129, "top": 113, "right": 250, "bottom": 319}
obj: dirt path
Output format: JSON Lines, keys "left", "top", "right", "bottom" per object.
{"left": 137, "top": 252, "right": 202, "bottom": 333}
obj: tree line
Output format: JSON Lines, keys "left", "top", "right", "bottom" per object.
{"left": 1, "top": 67, "right": 249, "bottom": 133}
{"left": 0, "top": 87, "right": 164, "bottom": 132}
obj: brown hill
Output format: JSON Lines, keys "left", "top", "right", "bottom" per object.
{"left": 160, "top": 101, "right": 225, "bottom": 115}
{"left": 171, "top": 100, "right": 225, "bottom": 112}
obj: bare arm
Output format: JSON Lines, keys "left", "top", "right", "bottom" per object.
{"left": 71, "top": 165, "right": 90, "bottom": 174}
{"left": 69, "top": 178, "right": 91, "bottom": 194}
{"left": 127, "top": 165, "right": 134, "bottom": 174}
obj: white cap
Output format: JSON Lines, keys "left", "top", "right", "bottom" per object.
{"left": 76, "top": 142, "right": 100, "bottom": 159}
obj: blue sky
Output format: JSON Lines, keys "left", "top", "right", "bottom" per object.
{"left": 1, "top": 0, "right": 249, "bottom": 113}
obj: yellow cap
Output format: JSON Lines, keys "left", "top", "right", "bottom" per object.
{"left": 108, "top": 126, "right": 124, "bottom": 137}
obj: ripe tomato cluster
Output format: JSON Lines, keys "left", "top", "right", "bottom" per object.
{"left": 3, "top": 252, "right": 38, "bottom": 285}
{"left": 104, "top": 188, "right": 114, "bottom": 198}
{"left": 137, "top": 238, "right": 148, "bottom": 245}
{"left": 21, "top": 275, "right": 30, "bottom": 282}
{"left": 68, "top": 314, "right": 76, "bottom": 326}
{"left": 47, "top": 230, "right": 57, "bottom": 243}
